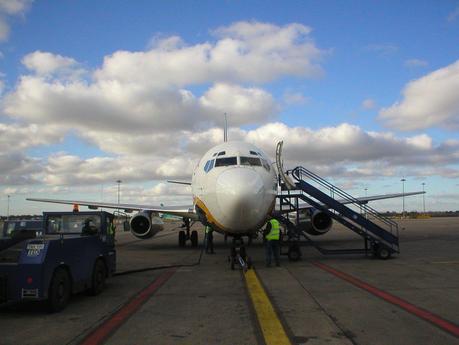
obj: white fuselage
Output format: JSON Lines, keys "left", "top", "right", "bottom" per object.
{"left": 191, "top": 142, "right": 277, "bottom": 235}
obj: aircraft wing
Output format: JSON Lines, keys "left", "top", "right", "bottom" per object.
{"left": 167, "top": 180, "right": 192, "bottom": 186}
{"left": 344, "top": 191, "right": 425, "bottom": 205}
{"left": 277, "top": 191, "right": 425, "bottom": 211}
{"left": 26, "top": 198, "right": 198, "bottom": 219}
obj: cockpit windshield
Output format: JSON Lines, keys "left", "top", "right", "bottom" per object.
{"left": 215, "top": 157, "right": 237, "bottom": 167}
{"left": 240, "top": 157, "right": 262, "bottom": 166}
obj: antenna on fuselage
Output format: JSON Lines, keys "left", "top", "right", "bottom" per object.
{"left": 224, "top": 112, "right": 228, "bottom": 142}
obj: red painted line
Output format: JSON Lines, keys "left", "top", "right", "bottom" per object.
{"left": 80, "top": 268, "right": 176, "bottom": 345}
{"left": 313, "top": 262, "right": 459, "bottom": 338}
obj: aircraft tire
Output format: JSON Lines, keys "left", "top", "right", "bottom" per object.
{"left": 179, "top": 231, "right": 186, "bottom": 247}
{"left": 89, "top": 259, "right": 107, "bottom": 296}
{"left": 190, "top": 230, "right": 198, "bottom": 247}
{"left": 48, "top": 267, "right": 71, "bottom": 313}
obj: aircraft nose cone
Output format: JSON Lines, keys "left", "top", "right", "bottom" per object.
{"left": 215, "top": 168, "right": 266, "bottom": 231}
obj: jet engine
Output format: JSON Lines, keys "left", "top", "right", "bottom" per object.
{"left": 297, "top": 209, "right": 333, "bottom": 236}
{"left": 129, "top": 211, "right": 164, "bottom": 239}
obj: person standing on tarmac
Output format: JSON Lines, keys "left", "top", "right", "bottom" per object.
{"left": 264, "top": 217, "right": 281, "bottom": 267}
{"left": 205, "top": 225, "right": 215, "bottom": 254}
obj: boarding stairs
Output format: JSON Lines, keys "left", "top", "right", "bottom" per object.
{"left": 274, "top": 142, "right": 399, "bottom": 259}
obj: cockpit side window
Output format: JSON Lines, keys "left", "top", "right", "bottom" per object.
{"left": 240, "top": 157, "right": 262, "bottom": 166}
{"left": 261, "top": 159, "right": 271, "bottom": 172}
{"left": 249, "top": 150, "right": 258, "bottom": 155}
{"left": 215, "top": 157, "right": 237, "bottom": 167}
{"left": 204, "top": 159, "right": 215, "bottom": 173}
{"left": 217, "top": 151, "right": 226, "bottom": 156}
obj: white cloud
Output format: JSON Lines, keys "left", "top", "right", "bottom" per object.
{"left": 2, "top": 21, "right": 324, "bottom": 153}
{"left": 404, "top": 59, "right": 428, "bottom": 68}
{"left": 200, "top": 83, "right": 277, "bottom": 126}
{"left": 0, "top": 123, "right": 63, "bottom": 151}
{"left": 0, "top": 0, "right": 33, "bottom": 42}
{"left": 361, "top": 98, "right": 376, "bottom": 109}
{"left": 96, "top": 21, "right": 323, "bottom": 86}
{"left": 0, "top": 152, "right": 42, "bottom": 185}
{"left": 379, "top": 59, "right": 459, "bottom": 130}
{"left": 1, "top": 20, "right": 458, "bottom": 194}
{"left": 22, "top": 51, "right": 79, "bottom": 76}
{"left": 42, "top": 153, "right": 196, "bottom": 186}
{"left": 1, "top": 122, "right": 458, "bottom": 188}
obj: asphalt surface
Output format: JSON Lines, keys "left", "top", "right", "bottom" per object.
{"left": 1, "top": 217, "right": 459, "bottom": 345}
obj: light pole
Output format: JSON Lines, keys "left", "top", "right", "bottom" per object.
{"left": 116, "top": 180, "right": 122, "bottom": 210}
{"left": 401, "top": 178, "right": 406, "bottom": 218}
{"left": 422, "top": 182, "right": 426, "bottom": 214}
{"left": 7, "top": 195, "right": 10, "bottom": 220}
{"left": 363, "top": 188, "right": 368, "bottom": 218}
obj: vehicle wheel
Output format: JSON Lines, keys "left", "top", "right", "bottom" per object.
{"left": 190, "top": 230, "right": 198, "bottom": 247}
{"left": 179, "top": 230, "right": 186, "bottom": 247}
{"left": 288, "top": 245, "right": 301, "bottom": 262}
{"left": 48, "top": 268, "right": 71, "bottom": 313}
{"left": 375, "top": 244, "right": 392, "bottom": 260}
{"left": 89, "top": 260, "right": 107, "bottom": 296}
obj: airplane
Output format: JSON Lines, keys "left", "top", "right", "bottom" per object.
{"left": 27, "top": 140, "right": 424, "bottom": 269}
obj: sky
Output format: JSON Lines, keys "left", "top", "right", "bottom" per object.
{"left": 0, "top": 0, "right": 459, "bottom": 215}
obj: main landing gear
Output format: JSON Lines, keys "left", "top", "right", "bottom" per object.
{"left": 178, "top": 218, "right": 198, "bottom": 248}
{"left": 228, "top": 236, "right": 252, "bottom": 272}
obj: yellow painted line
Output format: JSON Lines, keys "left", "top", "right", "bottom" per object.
{"left": 244, "top": 269, "right": 291, "bottom": 345}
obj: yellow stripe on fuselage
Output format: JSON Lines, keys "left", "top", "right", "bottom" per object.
{"left": 194, "top": 197, "right": 228, "bottom": 232}
{"left": 244, "top": 269, "right": 291, "bottom": 345}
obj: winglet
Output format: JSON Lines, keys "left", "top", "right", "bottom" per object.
{"left": 167, "top": 180, "right": 192, "bottom": 186}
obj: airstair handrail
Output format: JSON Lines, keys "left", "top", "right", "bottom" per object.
{"left": 275, "top": 141, "right": 296, "bottom": 190}
{"left": 290, "top": 166, "right": 398, "bottom": 231}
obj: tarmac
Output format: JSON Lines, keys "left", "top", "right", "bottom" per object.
{"left": 1, "top": 217, "right": 459, "bottom": 345}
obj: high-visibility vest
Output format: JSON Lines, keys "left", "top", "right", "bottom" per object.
{"left": 265, "top": 219, "right": 280, "bottom": 241}
{"left": 205, "top": 226, "right": 212, "bottom": 234}
{"left": 108, "top": 223, "right": 116, "bottom": 236}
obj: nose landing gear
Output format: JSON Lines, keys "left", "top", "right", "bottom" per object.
{"left": 228, "top": 236, "right": 252, "bottom": 271}
{"left": 178, "top": 218, "right": 198, "bottom": 248}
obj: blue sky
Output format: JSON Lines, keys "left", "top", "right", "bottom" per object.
{"left": 1, "top": 0, "right": 459, "bottom": 215}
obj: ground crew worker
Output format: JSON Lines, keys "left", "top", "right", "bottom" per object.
{"left": 264, "top": 217, "right": 281, "bottom": 267}
{"left": 108, "top": 220, "right": 116, "bottom": 242}
{"left": 205, "top": 225, "right": 215, "bottom": 254}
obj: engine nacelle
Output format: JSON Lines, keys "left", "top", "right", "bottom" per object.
{"left": 297, "top": 209, "right": 333, "bottom": 236}
{"left": 129, "top": 211, "right": 164, "bottom": 239}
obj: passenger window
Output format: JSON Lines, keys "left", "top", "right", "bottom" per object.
{"left": 240, "top": 157, "right": 262, "bottom": 166}
{"left": 215, "top": 157, "right": 237, "bottom": 167}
